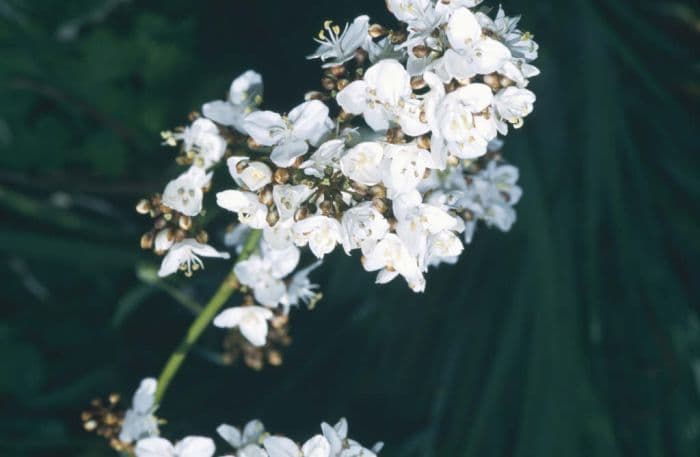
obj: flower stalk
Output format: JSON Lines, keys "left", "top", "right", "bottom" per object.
{"left": 154, "top": 229, "right": 262, "bottom": 404}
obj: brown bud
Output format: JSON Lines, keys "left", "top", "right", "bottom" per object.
{"left": 136, "top": 199, "right": 151, "bottom": 215}
{"left": 354, "top": 48, "right": 368, "bottom": 65}
{"left": 178, "top": 215, "right": 192, "bottom": 231}
{"left": 83, "top": 420, "right": 98, "bottom": 432}
{"left": 368, "top": 23, "right": 387, "bottom": 38}
{"left": 321, "top": 77, "right": 336, "bottom": 91}
{"left": 108, "top": 393, "right": 120, "bottom": 405}
{"left": 267, "top": 350, "right": 283, "bottom": 366}
{"left": 153, "top": 217, "right": 167, "bottom": 229}
{"left": 196, "top": 230, "right": 209, "bottom": 244}
{"left": 483, "top": 73, "right": 501, "bottom": 91}
{"left": 273, "top": 168, "right": 290, "bottom": 184}
{"left": 329, "top": 65, "right": 346, "bottom": 77}
{"left": 294, "top": 206, "right": 309, "bottom": 221}
{"left": 174, "top": 229, "right": 187, "bottom": 242}
{"left": 258, "top": 186, "right": 274, "bottom": 205}
{"left": 187, "top": 111, "right": 200, "bottom": 122}
{"left": 319, "top": 200, "right": 334, "bottom": 216}
{"left": 411, "top": 76, "right": 427, "bottom": 91}
{"left": 336, "top": 79, "right": 350, "bottom": 91}
{"left": 372, "top": 197, "right": 389, "bottom": 214}
{"left": 140, "top": 232, "right": 154, "bottom": 250}
{"left": 390, "top": 29, "right": 407, "bottom": 44}
{"left": 412, "top": 44, "right": 430, "bottom": 58}
{"left": 418, "top": 135, "right": 431, "bottom": 150}
{"left": 338, "top": 110, "right": 355, "bottom": 124}
{"left": 351, "top": 181, "right": 369, "bottom": 196}
{"left": 369, "top": 185, "right": 387, "bottom": 199}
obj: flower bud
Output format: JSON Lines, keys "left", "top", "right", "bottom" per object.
{"left": 368, "top": 23, "right": 386, "bottom": 38}
{"left": 273, "top": 168, "right": 290, "bottom": 184}
{"left": 196, "top": 230, "right": 209, "bottom": 244}
{"left": 178, "top": 215, "right": 192, "bottom": 231}
{"left": 266, "top": 207, "right": 280, "bottom": 226}
{"left": 321, "top": 77, "right": 336, "bottom": 91}
{"left": 135, "top": 199, "right": 151, "bottom": 215}
{"left": 319, "top": 200, "right": 334, "bottom": 216}
{"left": 329, "top": 65, "right": 346, "bottom": 77}
{"left": 371, "top": 197, "right": 389, "bottom": 214}
{"left": 411, "top": 76, "right": 427, "bottom": 91}
{"left": 337, "top": 79, "right": 350, "bottom": 91}
{"left": 258, "top": 186, "right": 274, "bottom": 205}
{"left": 305, "top": 91, "right": 325, "bottom": 101}
{"left": 140, "top": 232, "right": 154, "bottom": 250}
{"left": 412, "top": 44, "right": 430, "bottom": 58}
{"left": 483, "top": 73, "right": 501, "bottom": 90}
{"left": 294, "top": 206, "right": 309, "bottom": 221}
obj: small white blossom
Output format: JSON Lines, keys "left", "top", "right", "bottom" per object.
{"left": 340, "top": 142, "right": 385, "bottom": 186}
{"left": 158, "top": 240, "right": 230, "bottom": 278}
{"left": 135, "top": 436, "right": 215, "bottom": 457}
{"left": 381, "top": 143, "right": 433, "bottom": 197}
{"left": 245, "top": 100, "right": 333, "bottom": 167}
{"left": 493, "top": 86, "right": 536, "bottom": 133}
{"left": 214, "top": 306, "right": 274, "bottom": 347}
{"left": 227, "top": 157, "right": 273, "bottom": 191}
{"left": 362, "top": 234, "right": 424, "bottom": 292}
{"left": 293, "top": 216, "right": 343, "bottom": 259}
{"left": 340, "top": 202, "right": 389, "bottom": 254}
{"left": 273, "top": 184, "right": 314, "bottom": 221}
{"left": 264, "top": 435, "right": 330, "bottom": 457}
{"left": 217, "top": 190, "right": 269, "bottom": 229}
{"left": 336, "top": 59, "right": 411, "bottom": 132}
{"left": 234, "top": 243, "right": 300, "bottom": 307}
{"left": 308, "top": 16, "right": 370, "bottom": 67}
{"left": 161, "top": 167, "right": 211, "bottom": 217}
{"left": 119, "top": 378, "right": 159, "bottom": 444}
{"left": 202, "top": 70, "right": 263, "bottom": 134}
{"left": 217, "top": 420, "right": 266, "bottom": 456}
{"left": 280, "top": 261, "right": 322, "bottom": 311}
{"left": 300, "top": 139, "right": 346, "bottom": 178}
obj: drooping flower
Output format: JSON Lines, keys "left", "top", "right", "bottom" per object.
{"left": 214, "top": 306, "right": 275, "bottom": 347}
{"left": 202, "top": 70, "right": 263, "bottom": 134}
{"left": 158, "top": 239, "right": 230, "bottom": 277}
{"left": 119, "top": 378, "right": 159, "bottom": 444}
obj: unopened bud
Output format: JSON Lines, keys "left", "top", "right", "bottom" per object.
{"left": 178, "top": 215, "right": 192, "bottom": 231}
{"left": 372, "top": 197, "right": 389, "bottom": 214}
{"left": 258, "top": 186, "right": 274, "bottom": 205}
{"left": 483, "top": 73, "right": 501, "bottom": 90}
{"left": 412, "top": 44, "right": 430, "bottom": 58}
{"left": 368, "top": 23, "right": 387, "bottom": 38}
{"left": 196, "top": 230, "right": 209, "bottom": 244}
{"left": 273, "top": 168, "right": 290, "bottom": 184}
{"left": 136, "top": 199, "right": 151, "bottom": 215}
{"left": 329, "top": 65, "right": 346, "bottom": 77}
{"left": 235, "top": 159, "right": 249, "bottom": 173}
{"left": 267, "top": 350, "right": 283, "bottom": 366}
{"left": 266, "top": 207, "right": 280, "bottom": 226}
{"left": 294, "top": 206, "right": 309, "bottom": 221}
{"left": 321, "top": 77, "right": 336, "bottom": 91}
{"left": 411, "top": 76, "right": 427, "bottom": 91}
{"left": 140, "top": 232, "right": 154, "bottom": 250}
{"left": 305, "top": 91, "right": 325, "bottom": 101}
{"left": 369, "top": 185, "right": 387, "bottom": 199}
{"left": 319, "top": 200, "right": 334, "bottom": 216}
{"left": 337, "top": 79, "right": 350, "bottom": 91}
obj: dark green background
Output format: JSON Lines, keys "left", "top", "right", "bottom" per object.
{"left": 1, "top": 0, "right": 699, "bottom": 456}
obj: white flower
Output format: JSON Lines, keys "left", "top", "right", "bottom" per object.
{"left": 158, "top": 239, "right": 230, "bottom": 277}
{"left": 217, "top": 420, "right": 266, "bottom": 456}
{"left": 340, "top": 202, "right": 389, "bottom": 254}
{"left": 362, "top": 234, "right": 424, "bottom": 292}
{"left": 293, "top": 216, "right": 343, "bottom": 259}
{"left": 263, "top": 218, "right": 295, "bottom": 250}
{"left": 135, "top": 436, "right": 215, "bottom": 457}
{"left": 432, "top": 83, "right": 496, "bottom": 160}
{"left": 170, "top": 119, "right": 227, "bottom": 169}
{"left": 161, "top": 167, "right": 211, "bottom": 217}
{"left": 493, "top": 87, "right": 536, "bottom": 133}
{"left": 154, "top": 229, "right": 174, "bottom": 254}
{"left": 227, "top": 157, "right": 273, "bottom": 191}
{"left": 280, "top": 261, "right": 322, "bottom": 311}
{"left": 217, "top": 190, "right": 269, "bottom": 229}
{"left": 426, "top": 230, "right": 464, "bottom": 266}
{"left": 263, "top": 435, "right": 330, "bottom": 457}
{"left": 336, "top": 59, "right": 411, "bottom": 132}
{"left": 119, "top": 378, "right": 159, "bottom": 444}
{"left": 234, "top": 243, "right": 300, "bottom": 307}
{"left": 308, "top": 16, "right": 370, "bottom": 67}
{"left": 321, "top": 418, "right": 380, "bottom": 457}
{"left": 244, "top": 100, "right": 333, "bottom": 167}
{"left": 367, "top": 37, "right": 406, "bottom": 64}
{"left": 273, "top": 184, "right": 314, "bottom": 221}
{"left": 202, "top": 70, "right": 263, "bottom": 134}
{"left": 443, "top": 7, "right": 511, "bottom": 79}
{"left": 381, "top": 143, "right": 433, "bottom": 197}
{"left": 340, "top": 142, "right": 384, "bottom": 186}
{"left": 386, "top": 0, "right": 434, "bottom": 25}
{"left": 300, "top": 139, "right": 346, "bottom": 178}
{"left": 476, "top": 6, "right": 538, "bottom": 62}
{"left": 214, "top": 305, "right": 274, "bottom": 347}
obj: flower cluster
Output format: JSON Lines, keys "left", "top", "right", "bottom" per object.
{"left": 136, "top": 0, "right": 538, "bottom": 351}
{"left": 113, "top": 379, "right": 381, "bottom": 457}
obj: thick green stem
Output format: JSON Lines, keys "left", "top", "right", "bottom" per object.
{"left": 154, "top": 230, "right": 262, "bottom": 404}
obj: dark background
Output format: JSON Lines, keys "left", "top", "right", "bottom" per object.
{"left": 1, "top": 0, "right": 699, "bottom": 456}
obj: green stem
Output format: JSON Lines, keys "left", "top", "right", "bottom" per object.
{"left": 154, "top": 229, "right": 262, "bottom": 404}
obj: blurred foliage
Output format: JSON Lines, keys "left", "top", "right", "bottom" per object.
{"left": 1, "top": 0, "right": 699, "bottom": 456}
